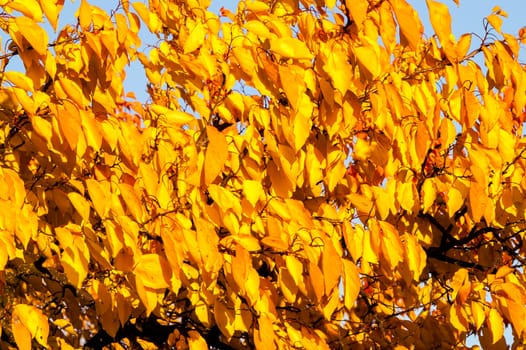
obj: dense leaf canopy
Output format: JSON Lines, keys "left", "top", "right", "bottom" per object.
{"left": 0, "top": 0, "right": 525, "bottom": 349}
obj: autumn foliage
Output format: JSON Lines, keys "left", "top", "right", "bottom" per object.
{"left": 0, "top": 0, "right": 525, "bottom": 348}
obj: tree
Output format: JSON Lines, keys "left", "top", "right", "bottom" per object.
{"left": 0, "top": 0, "right": 524, "bottom": 348}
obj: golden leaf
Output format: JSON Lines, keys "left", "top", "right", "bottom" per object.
{"left": 421, "top": 179, "right": 436, "bottom": 213}
{"left": 214, "top": 300, "right": 235, "bottom": 341}
{"left": 134, "top": 254, "right": 171, "bottom": 289}
{"left": 3, "top": 71, "right": 34, "bottom": 92}
{"left": 39, "top": 0, "right": 63, "bottom": 31}
{"left": 188, "top": 330, "right": 208, "bottom": 350}
{"left": 152, "top": 105, "right": 196, "bottom": 125}
{"left": 184, "top": 23, "right": 206, "bottom": 54}
{"left": 242, "top": 180, "right": 264, "bottom": 207}
{"left": 207, "top": 184, "right": 242, "bottom": 217}
{"left": 487, "top": 308, "right": 504, "bottom": 344}
{"left": 285, "top": 255, "right": 304, "bottom": 287}
{"left": 135, "top": 277, "right": 158, "bottom": 317}
{"left": 12, "top": 304, "right": 49, "bottom": 348}
{"left": 471, "top": 301, "right": 485, "bottom": 330}
{"left": 354, "top": 43, "right": 380, "bottom": 78}
{"left": 271, "top": 37, "right": 313, "bottom": 60}
{"left": 391, "top": 0, "right": 423, "bottom": 49}
{"left": 321, "top": 238, "right": 342, "bottom": 296}
{"left": 9, "top": 0, "right": 43, "bottom": 21}
{"left": 67, "top": 192, "right": 90, "bottom": 222}
{"left": 426, "top": 0, "right": 455, "bottom": 48}
{"left": 342, "top": 260, "right": 360, "bottom": 311}
{"left": 403, "top": 233, "right": 426, "bottom": 281}
{"left": 345, "top": 0, "right": 368, "bottom": 30}
{"left": 203, "top": 126, "right": 228, "bottom": 186}
{"left": 119, "top": 183, "right": 145, "bottom": 222}
{"left": 449, "top": 303, "right": 468, "bottom": 332}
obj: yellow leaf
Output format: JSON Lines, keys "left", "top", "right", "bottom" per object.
{"left": 285, "top": 255, "right": 304, "bottom": 287}
{"left": 119, "top": 183, "right": 144, "bottom": 222}
{"left": 207, "top": 184, "right": 242, "bottom": 217}
{"left": 471, "top": 301, "right": 485, "bottom": 330}
{"left": 447, "top": 186, "right": 464, "bottom": 218}
{"left": 362, "top": 225, "right": 379, "bottom": 264}
{"left": 12, "top": 304, "right": 49, "bottom": 348}
{"left": 11, "top": 317, "right": 31, "bottom": 350}
{"left": 271, "top": 37, "right": 313, "bottom": 60}
{"left": 40, "top": 0, "right": 63, "bottom": 31}
{"left": 150, "top": 104, "right": 196, "bottom": 125}
{"left": 85, "top": 179, "right": 108, "bottom": 218}
{"left": 487, "top": 308, "right": 504, "bottom": 344}
{"left": 345, "top": 0, "right": 368, "bottom": 30}
{"left": 195, "top": 302, "right": 210, "bottom": 328}
{"left": 321, "top": 238, "right": 342, "bottom": 296}
{"left": 391, "top": 0, "right": 423, "bottom": 49}
{"left": 242, "top": 180, "right": 263, "bottom": 207}
{"left": 3, "top": 71, "right": 34, "bottom": 92}
{"left": 486, "top": 14, "right": 503, "bottom": 34}
{"left": 14, "top": 17, "right": 48, "bottom": 56}
{"left": 203, "top": 126, "right": 228, "bottom": 186}
{"left": 188, "top": 330, "right": 208, "bottom": 350}
{"left": 379, "top": 221, "right": 404, "bottom": 269}
{"left": 67, "top": 192, "right": 90, "bottom": 222}
{"left": 78, "top": 0, "right": 92, "bottom": 29}
{"left": 9, "top": 0, "right": 43, "bottom": 21}
{"left": 135, "top": 277, "right": 158, "bottom": 317}
{"left": 421, "top": 179, "right": 436, "bottom": 213}
{"left": 354, "top": 44, "right": 380, "bottom": 77}
{"left": 403, "top": 233, "right": 426, "bottom": 281}
{"left": 426, "top": 0, "right": 455, "bottom": 47}
{"left": 449, "top": 303, "right": 468, "bottom": 332}
{"left": 184, "top": 23, "right": 206, "bottom": 54}
{"left": 254, "top": 314, "right": 276, "bottom": 349}
{"left": 134, "top": 254, "right": 171, "bottom": 289}
{"left": 469, "top": 182, "right": 488, "bottom": 222}
{"left": 342, "top": 260, "right": 360, "bottom": 311}
{"left": 214, "top": 299, "right": 235, "bottom": 341}
{"left": 80, "top": 110, "right": 103, "bottom": 151}
{"left": 57, "top": 78, "right": 86, "bottom": 108}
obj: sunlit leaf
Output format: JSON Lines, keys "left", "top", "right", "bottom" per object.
{"left": 271, "top": 37, "right": 313, "bottom": 60}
